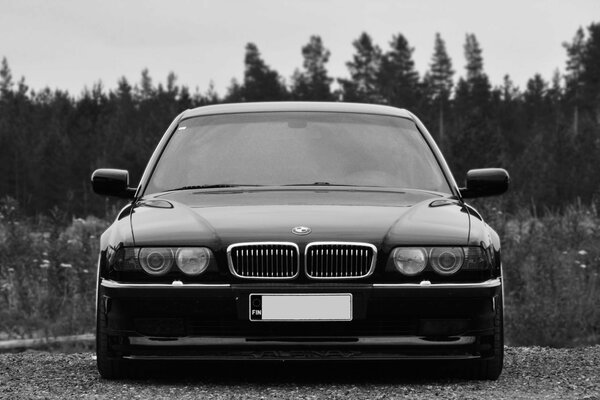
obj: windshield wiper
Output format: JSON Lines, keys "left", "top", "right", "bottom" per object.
{"left": 166, "top": 182, "right": 380, "bottom": 192}
{"left": 282, "top": 182, "right": 367, "bottom": 187}
{"left": 165, "top": 184, "right": 261, "bottom": 192}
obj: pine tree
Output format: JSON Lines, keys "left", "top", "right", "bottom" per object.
{"left": 563, "top": 27, "right": 585, "bottom": 135}
{"left": 338, "top": 32, "right": 383, "bottom": 103}
{"left": 460, "top": 33, "right": 491, "bottom": 102}
{"left": 379, "top": 33, "right": 420, "bottom": 108}
{"left": 166, "top": 72, "right": 178, "bottom": 96}
{"left": 501, "top": 75, "right": 519, "bottom": 102}
{"left": 224, "top": 78, "right": 243, "bottom": 103}
{"left": 424, "top": 33, "right": 454, "bottom": 148}
{"left": 0, "top": 57, "right": 13, "bottom": 96}
{"left": 241, "top": 43, "right": 288, "bottom": 101}
{"left": 451, "top": 34, "right": 495, "bottom": 174}
{"left": 426, "top": 33, "right": 454, "bottom": 100}
{"left": 580, "top": 23, "right": 600, "bottom": 125}
{"left": 464, "top": 33, "right": 484, "bottom": 81}
{"left": 135, "top": 68, "right": 154, "bottom": 101}
{"left": 202, "top": 81, "right": 220, "bottom": 105}
{"left": 291, "top": 36, "right": 334, "bottom": 101}
{"left": 0, "top": 57, "right": 14, "bottom": 201}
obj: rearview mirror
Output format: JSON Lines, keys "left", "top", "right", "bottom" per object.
{"left": 91, "top": 169, "right": 136, "bottom": 199}
{"left": 460, "top": 168, "right": 509, "bottom": 199}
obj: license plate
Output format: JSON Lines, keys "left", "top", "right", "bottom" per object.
{"left": 249, "top": 294, "right": 353, "bottom": 321}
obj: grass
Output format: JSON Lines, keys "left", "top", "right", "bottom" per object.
{"left": 486, "top": 201, "right": 600, "bottom": 346}
{"left": 0, "top": 197, "right": 598, "bottom": 347}
{"left": 0, "top": 197, "right": 107, "bottom": 341}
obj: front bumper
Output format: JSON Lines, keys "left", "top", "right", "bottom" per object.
{"left": 99, "top": 278, "right": 501, "bottom": 361}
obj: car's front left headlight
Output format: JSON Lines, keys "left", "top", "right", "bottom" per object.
{"left": 429, "top": 247, "right": 464, "bottom": 275}
{"left": 389, "top": 246, "right": 489, "bottom": 276}
{"left": 391, "top": 248, "right": 428, "bottom": 276}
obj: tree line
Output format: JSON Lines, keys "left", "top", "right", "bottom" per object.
{"left": 1, "top": 24, "right": 599, "bottom": 217}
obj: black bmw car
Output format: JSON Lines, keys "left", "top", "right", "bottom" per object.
{"left": 92, "top": 102, "right": 509, "bottom": 380}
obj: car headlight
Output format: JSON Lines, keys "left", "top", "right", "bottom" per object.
{"left": 112, "top": 247, "right": 214, "bottom": 277}
{"left": 389, "top": 246, "right": 488, "bottom": 276}
{"left": 176, "top": 247, "right": 211, "bottom": 276}
{"left": 430, "top": 247, "right": 464, "bottom": 275}
{"left": 391, "top": 248, "right": 427, "bottom": 275}
{"left": 139, "top": 248, "right": 174, "bottom": 276}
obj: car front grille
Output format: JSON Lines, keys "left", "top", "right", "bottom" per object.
{"left": 227, "top": 242, "right": 299, "bottom": 279}
{"left": 305, "top": 242, "right": 377, "bottom": 279}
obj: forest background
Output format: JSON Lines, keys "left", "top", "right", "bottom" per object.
{"left": 1, "top": 25, "right": 599, "bottom": 347}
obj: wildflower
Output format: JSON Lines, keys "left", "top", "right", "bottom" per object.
{"left": 578, "top": 250, "right": 588, "bottom": 256}
{"left": 580, "top": 264, "right": 587, "bottom": 269}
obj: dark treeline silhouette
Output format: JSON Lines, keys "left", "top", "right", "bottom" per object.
{"left": 1, "top": 25, "right": 600, "bottom": 217}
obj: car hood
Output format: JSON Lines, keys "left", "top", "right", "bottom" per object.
{"left": 130, "top": 189, "right": 470, "bottom": 250}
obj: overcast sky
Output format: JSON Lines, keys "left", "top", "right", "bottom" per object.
{"left": 1, "top": 0, "right": 599, "bottom": 96}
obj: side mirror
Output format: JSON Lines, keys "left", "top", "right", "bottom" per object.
{"left": 91, "top": 169, "right": 136, "bottom": 199}
{"left": 460, "top": 168, "right": 509, "bottom": 199}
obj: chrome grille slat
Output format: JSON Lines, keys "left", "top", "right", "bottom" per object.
{"left": 227, "top": 242, "right": 299, "bottom": 279}
{"left": 305, "top": 242, "right": 377, "bottom": 279}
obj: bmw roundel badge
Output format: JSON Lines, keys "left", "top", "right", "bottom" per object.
{"left": 292, "top": 226, "right": 312, "bottom": 235}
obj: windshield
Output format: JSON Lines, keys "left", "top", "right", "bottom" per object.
{"left": 145, "top": 112, "right": 451, "bottom": 194}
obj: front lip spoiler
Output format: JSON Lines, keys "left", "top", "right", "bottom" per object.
{"left": 124, "top": 354, "right": 480, "bottom": 361}
{"left": 100, "top": 278, "right": 500, "bottom": 289}
{"left": 128, "top": 336, "right": 477, "bottom": 347}
{"left": 122, "top": 336, "right": 480, "bottom": 361}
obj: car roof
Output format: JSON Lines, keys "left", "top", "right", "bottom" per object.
{"left": 180, "top": 102, "right": 413, "bottom": 120}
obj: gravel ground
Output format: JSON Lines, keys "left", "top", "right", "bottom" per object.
{"left": 0, "top": 346, "right": 599, "bottom": 399}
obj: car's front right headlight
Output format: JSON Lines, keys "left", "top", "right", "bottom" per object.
{"left": 139, "top": 248, "right": 174, "bottom": 276}
{"left": 176, "top": 247, "right": 211, "bottom": 276}
{"left": 111, "top": 246, "right": 213, "bottom": 276}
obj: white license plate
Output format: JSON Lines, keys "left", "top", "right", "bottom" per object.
{"left": 249, "top": 294, "right": 353, "bottom": 321}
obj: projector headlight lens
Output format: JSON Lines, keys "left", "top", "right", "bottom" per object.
{"left": 430, "top": 247, "right": 464, "bottom": 275}
{"left": 139, "top": 248, "right": 174, "bottom": 276}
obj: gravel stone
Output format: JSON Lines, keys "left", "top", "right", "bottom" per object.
{"left": 0, "top": 346, "right": 599, "bottom": 399}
